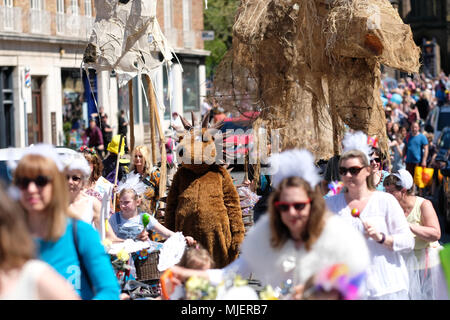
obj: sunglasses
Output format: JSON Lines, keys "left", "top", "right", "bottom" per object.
{"left": 15, "top": 175, "right": 51, "bottom": 189}
{"left": 274, "top": 200, "right": 311, "bottom": 212}
{"left": 67, "top": 175, "right": 82, "bottom": 182}
{"left": 371, "top": 158, "right": 381, "bottom": 164}
{"left": 339, "top": 166, "right": 366, "bottom": 176}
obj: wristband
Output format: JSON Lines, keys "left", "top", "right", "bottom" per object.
{"left": 377, "top": 232, "right": 386, "bottom": 244}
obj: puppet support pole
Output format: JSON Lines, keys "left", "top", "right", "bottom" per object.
{"left": 128, "top": 80, "right": 135, "bottom": 153}
{"left": 112, "top": 134, "right": 125, "bottom": 212}
{"left": 146, "top": 75, "right": 167, "bottom": 198}
{"left": 148, "top": 77, "right": 158, "bottom": 166}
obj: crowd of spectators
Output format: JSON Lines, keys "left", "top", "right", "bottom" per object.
{"left": 381, "top": 71, "right": 449, "bottom": 194}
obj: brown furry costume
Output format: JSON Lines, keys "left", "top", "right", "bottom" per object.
{"left": 164, "top": 114, "right": 245, "bottom": 268}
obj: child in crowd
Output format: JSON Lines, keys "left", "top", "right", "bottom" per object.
{"left": 163, "top": 244, "right": 215, "bottom": 300}
{"left": 109, "top": 188, "right": 195, "bottom": 245}
{"left": 178, "top": 244, "right": 215, "bottom": 270}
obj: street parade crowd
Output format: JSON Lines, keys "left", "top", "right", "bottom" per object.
{"left": 0, "top": 71, "right": 450, "bottom": 301}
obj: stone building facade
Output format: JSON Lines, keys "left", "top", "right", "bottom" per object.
{"left": 0, "top": 0, "right": 209, "bottom": 149}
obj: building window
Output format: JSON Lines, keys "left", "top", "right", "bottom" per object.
{"left": 56, "top": 0, "right": 64, "bottom": 12}
{"left": 163, "top": 65, "right": 171, "bottom": 120}
{"left": 182, "top": 62, "right": 199, "bottom": 112}
{"left": 3, "top": 0, "right": 13, "bottom": 30}
{"left": 30, "top": 0, "right": 43, "bottom": 10}
{"left": 0, "top": 67, "right": 14, "bottom": 148}
{"left": 84, "top": 0, "right": 92, "bottom": 16}
{"left": 69, "top": 0, "right": 78, "bottom": 15}
{"left": 30, "top": 0, "right": 50, "bottom": 34}
{"left": 164, "top": 0, "right": 173, "bottom": 29}
{"left": 56, "top": 0, "right": 64, "bottom": 34}
{"left": 118, "top": 77, "right": 140, "bottom": 125}
{"left": 182, "top": 0, "right": 192, "bottom": 32}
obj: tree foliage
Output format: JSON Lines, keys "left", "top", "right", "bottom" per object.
{"left": 203, "top": 0, "right": 239, "bottom": 79}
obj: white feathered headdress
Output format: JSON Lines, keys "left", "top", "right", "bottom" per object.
{"left": 341, "top": 131, "right": 371, "bottom": 163}
{"left": 117, "top": 171, "right": 148, "bottom": 195}
{"left": 270, "top": 149, "right": 320, "bottom": 189}
{"left": 7, "top": 144, "right": 65, "bottom": 172}
{"left": 61, "top": 153, "right": 91, "bottom": 177}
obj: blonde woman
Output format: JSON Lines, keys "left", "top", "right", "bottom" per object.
{"left": 0, "top": 185, "right": 79, "bottom": 300}
{"left": 326, "top": 132, "right": 415, "bottom": 300}
{"left": 119, "top": 145, "right": 161, "bottom": 218}
{"left": 12, "top": 144, "right": 120, "bottom": 300}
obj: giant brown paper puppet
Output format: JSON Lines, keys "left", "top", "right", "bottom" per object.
{"left": 214, "top": 0, "right": 420, "bottom": 160}
{"left": 164, "top": 113, "right": 245, "bottom": 268}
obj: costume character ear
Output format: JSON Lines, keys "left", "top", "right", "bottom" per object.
{"left": 202, "top": 109, "right": 212, "bottom": 129}
{"left": 191, "top": 111, "right": 197, "bottom": 128}
{"left": 179, "top": 115, "right": 193, "bottom": 131}
{"left": 211, "top": 120, "right": 225, "bottom": 130}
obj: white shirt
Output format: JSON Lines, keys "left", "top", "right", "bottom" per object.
{"left": 326, "top": 191, "right": 415, "bottom": 298}
{"left": 0, "top": 260, "right": 47, "bottom": 300}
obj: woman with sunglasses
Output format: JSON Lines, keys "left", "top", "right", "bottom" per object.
{"left": 166, "top": 149, "right": 369, "bottom": 298}
{"left": 384, "top": 170, "right": 447, "bottom": 300}
{"left": 0, "top": 184, "right": 79, "bottom": 300}
{"left": 65, "top": 153, "right": 121, "bottom": 242}
{"left": 12, "top": 144, "right": 120, "bottom": 300}
{"left": 370, "top": 148, "right": 389, "bottom": 192}
{"left": 325, "top": 132, "right": 415, "bottom": 300}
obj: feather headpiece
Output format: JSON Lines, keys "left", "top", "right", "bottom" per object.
{"left": 270, "top": 149, "right": 320, "bottom": 189}
{"left": 62, "top": 153, "right": 91, "bottom": 177}
{"left": 7, "top": 144, "right": 66, "bottom": 172}
{"left": 118, "top": 171, "right": 148, "bottom": 195}
{"left": 341, "top": 131, "right": 371, "bottom": 163}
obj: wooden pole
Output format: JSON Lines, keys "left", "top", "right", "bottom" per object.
{"left": 148, "top": 77, "right": 158, "bottom": 166}
{"left": 147, "top": 75, "right": 167, "bottom": 198}
{"left": 244, "top": 150, "right": 249, "bottom": 182}
{"left": 128, "top": 80, "right": 135, "bottom": 153}
{"left": 112, "top": 134, "right": 125, "bottom": 212}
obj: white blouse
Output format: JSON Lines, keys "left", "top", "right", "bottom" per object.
{"left": 326, "top": 191, "right": 415, "bottom": 298}
{"left": 0, "top": 260, "right": 47, "bottom": 300}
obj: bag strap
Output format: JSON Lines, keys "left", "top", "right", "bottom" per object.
{"left": 72, "top": 218, "right": 94, "bottom": 294}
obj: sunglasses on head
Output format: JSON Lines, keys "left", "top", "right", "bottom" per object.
{"left": 15, "top": 175, "right": 51, "bottom": 189}
{"left": 274, "top": 200, "right": 311, "bottom": 212}
{"left": 67, "top": 175, "right": 82, "bottom": 182}
{"left": 339, "top": 166, "right": 366, "bottom": 176}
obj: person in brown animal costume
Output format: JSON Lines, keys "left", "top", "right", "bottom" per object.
{"left": 164, "top": 112, "right": 245, "bottom": 268}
